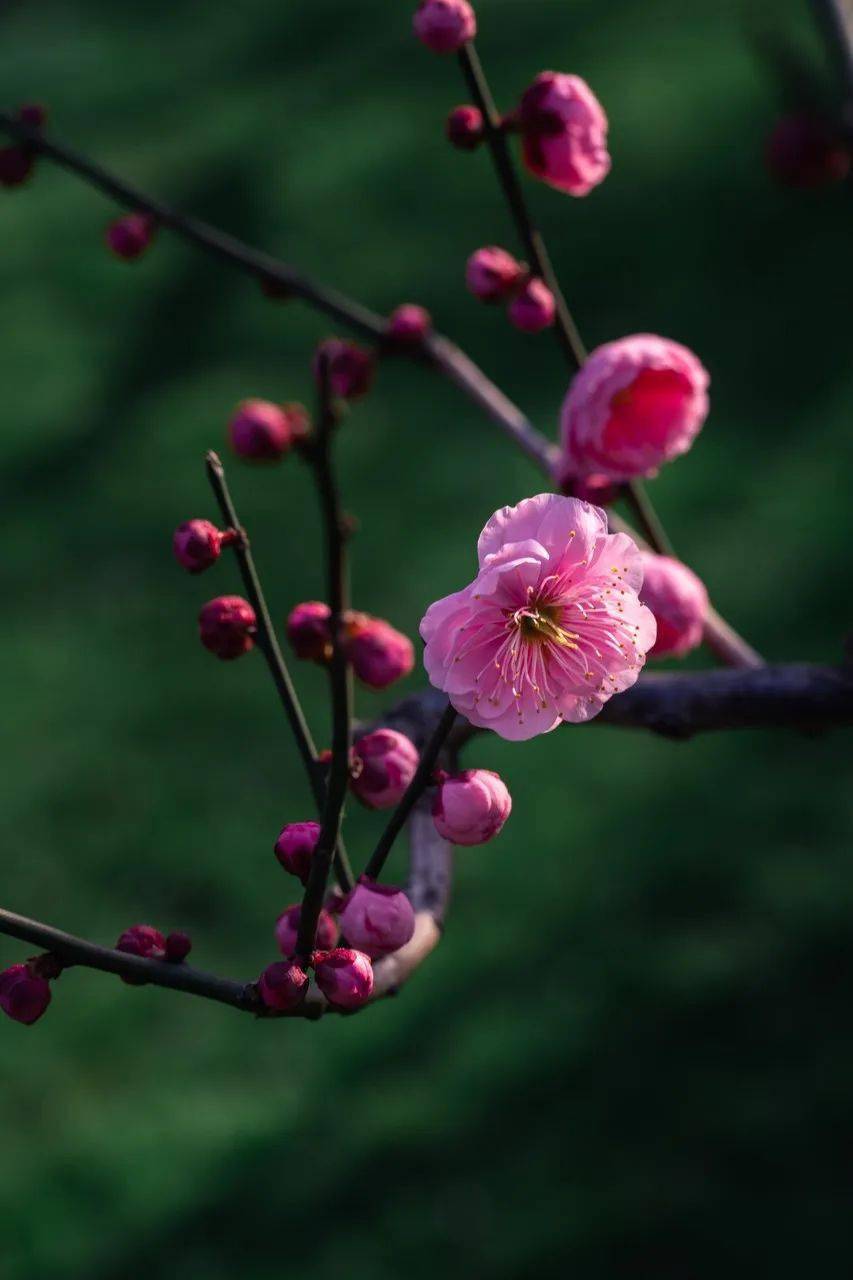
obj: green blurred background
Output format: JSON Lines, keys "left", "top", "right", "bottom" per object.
{"left": 2, "top": 0, "right": 852, "bottom": 1275}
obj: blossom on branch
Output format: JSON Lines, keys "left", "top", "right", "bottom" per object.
{"left": 421, "top": 493, "right": 656, "bottom": 739}
{"left": 432, "top": 769, "right": 511, "bottom": 844}
{"left": 517, "top": 72, "right": 611, "bottom": 196}
{"left": 639, "top": 552, "right": 708, "bottom": 658}
{"left": 558, "top": 334, "right": 709, "bottom": 481}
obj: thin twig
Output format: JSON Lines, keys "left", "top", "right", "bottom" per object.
{"left": 364, "top": 701, "right": 458, "bottom": 882}
{"left": 205, "top": 452, "right": 354, "bottom": 890}
{"left": 293, "top": 362, "right": 354, "bottom": 960}
{"left": 456, "top": 42, "right": 675, "bottom": 560}
{"left": 0, "top": 114, "right": 759, "bottom": 664}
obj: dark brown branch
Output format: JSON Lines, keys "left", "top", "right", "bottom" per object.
{"left": 0, "top": 907, "right": 261, "bottom": 1012}
{"left": 364, "top": 701, "right": 457, "bottom": 881}
{"left": 374, "top": 663, "right": 853, "bottom": 744}
{"left": 205, "top": 452, "right": 354, "bottom": 891}
{"left": 0, "top": 122, "right": 760, "bottom": 674}
{"left": 294, "top": 363, "right": 354, "bottom": 960}
{"left": 456, "top": 44, "right": 675, "bottom": 560}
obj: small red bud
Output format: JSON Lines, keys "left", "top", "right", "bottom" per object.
{"left": 258, "top": 960, "right": 309, "bottom": 1012}
{"left": 116, "top": 924, "right": 167, "bottom": 985}
{"left": 446, "top": 104, "right": 484, "bottom": 150}
{"left": 387, "top": 303, "right": 433, "bottom": 346}
{"left": 507, "top": 277, "right": 556, "bottom": 333}
{"left": 105, "top": 212, "right": 156, "bottom": 261}
{"left": 165, "top": 931, "right": 193, "bottom": 963}
{"left": 274, "top": 821, "right": 321, "bottom": 884}
{"left": 312, "top": 339, "right": 375, "bottom": 401}
{"left": 0, "top": 146, "right": 34, "bottom": 188}
{"left": 0, "top": 963, "right": 52, "bottom": 1025}
{"left": 413, "top": 0, "right": 477, "bottom": 53}
{"left": 173, "top": 518, "right": 230, "bottom": 573}
{"left": 312, "top": 948, "right": 374, "bottom": 1010}
{"left": 198, "top": 595, "right": 257, "bottom": 660}
{"left": 228, "top": 399, "right": 295, "bottom": 461}
{"left": 17, "top": 102, "right": 47, "bottom": 128}
{"left": 286, "top": 601, "right": 332, "bottom": 662}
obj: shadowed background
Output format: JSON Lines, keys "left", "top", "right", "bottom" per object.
{"left": 2, "top": 1, "right": 852, "bottom": 1276}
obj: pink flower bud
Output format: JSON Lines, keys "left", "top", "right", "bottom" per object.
{"left": 507, "top": 277, "right": 556, "bottom": 332}
{"left": 349, "top": 728, "right": 419, "bottom": 810}
{"left": 432, "top": 769, "right": 511, "bottom": 845}
{"left": 116, "top": 924, "right": 166, "bottom": 985}
{"left": 346, "top": 617, "right": 415, "bottom": 690}
{"left": 258, "top": 960, "right": 309, "bottom": 1012}
{"left": 165, "top": 931, "right": 192, "bottom": 963}
{"left": 17, "top": 102, "right": 47, "bottom": 128}
{"left": 0, "top": 963, "right": 52, "bottom": 1025}
{"left": 446, "top": 104, "right": 484, "bottom": 150}
{"left": 765, "top": 113, "right": 850, "bottom": 188}
{"left": 313, "top": 339, "right": 375, "bottom": 401}
{"left": 286, "top": 600, "right": 332, "bottom": 663}
{"left": 274, "top": 821, "right": 321, "bottom": 884}
{"left": 559, "top": 334, "right": 710, "bottom": 482}
{"left": 198, "top": 595, "right": 256, "bottom": 660}
{"left": 312, "top": 948, "right": 374, "bottom": 1010}
{"left": 339, "top": 877, "right": 416, "bottom": 959}
{"left": 275, "top": 904, "right": 339, "bottom": 958}
{"left": 0, "top": 147, "right": 34, "bottom": 187}
{"left": 387, "top": 303, "right": 433, "bottom": 346}
{"left": 517, "top": 72, "right": 611, "bottom": 196}
{"left": 173, "top": 518, "right": 231, "bottom": 573}
{"left": 466, "top": 246, "right": 525, "bottom": 302}
{"left": 228, "top": 398, "right": 294, "bottom": 461}
{"left": 105, "top": 212, "right": 156, "bottom": 261}
{"left": 413, "top": 0, "right": 476, "bottom": 53}
{"left": 639, "top": 552, "right": 708, "bottom": 659}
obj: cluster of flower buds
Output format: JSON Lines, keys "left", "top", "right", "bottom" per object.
{"left": 349, "top": 728, "right": 420, "bottom": 810}
{"left": 387, "top": 303, "right": 433, "bottom": 346}
{"left": 106, "top": 212, "right": 157, "bottom": 261}
{"left": 0, "top": 103, "right": 47, "bottom": 189}
{"left": 432, "top": 769, "right": 511, "bottom": 844}
{"left": 115, "top": 924, "right": 192, "bottom": 984}
{"left": 639, "top": 552, "right": 708, "bottom": 658}
{"left": 465, "top": 246, "right": 555, "bottom": 334}
{"left": 413, "top": 0, "right": 476, "bottom": 53}
{"left": 198, "top": 595, "right": 257, "bottom": 660}
{"left": 173, "top": 519, "right": 238, "bottom": 574}
{"left": 313, "top": 338, "right": 375, "bottom": 401}
{"left": 257, "top": 946, "right": 374, "bottom": 1013}
{"left": 286, "top": 603, "right": 415, "bottom": 690}
{"left": 557, "top": 333, "right": 710, "bottom": 482}
{"left": 228, "top": 398, "right": 309, "bottom": 461}
{"left": 0, "top": 955, "right": 58, "bottom": 1025}
{"left": 765, "top": 113, "right": 850, "bottom": 189}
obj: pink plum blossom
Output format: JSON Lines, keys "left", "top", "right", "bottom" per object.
{"left": 312, "top": 948, "right": 374, "bottom": 1010}
{"left": 347, "top": 616, "right": 415, "bottom": 690}
{"left": 173, "top": 519, "right": 231, "bottom": 573}
{"left": 558, "top": 334, "right": 709, "bottom": 482}
{"left": 198, "top": 595, "right": 256, "bottom": 660}
{"left": 420, "top": 493, "right": 656, "bottom": 740}
{"left": 275, "top": 904, "right": 339, "bottom": 958}
{"left": 349, "top": 728, "right": 419, "bottom": 809}
{"left": 517, "top": 72, "right": 611, "bottom": 196}
{"left": 466, "top": 246, "right": 525, "bottom": 302}
{"left": 0, "top": 963, "right": 52, "bottom": 1025}
{"left": 338, "top": 878, "right": 416, "bottom": 959}
{"left": 639, "top": 552, "right": 708, "bottom": 658}
{"left": 432, "top": 769, "right": 511, "bottom": 845}
{"left": 413, "top": 0, "right": 476, "bottom": 53}
{"left": 507, "top": 278, "right": 556, "bottom": 332}
{"left": 258, "top": 961, "right": 309, "bottom": 1012}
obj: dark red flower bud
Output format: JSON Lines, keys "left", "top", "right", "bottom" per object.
{"left": 198, "top": 595, "right": 256, "bottom": 660}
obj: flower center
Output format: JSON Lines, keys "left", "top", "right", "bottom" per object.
{"left": 512, "top": 604, "right": 579, "bottom": 648}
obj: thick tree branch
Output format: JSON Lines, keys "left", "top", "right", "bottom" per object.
{"left": 0, "top": 112, "right": 758, "bottom": 667}
{"left": 205, "top": 451, "right": 353, "bottom": 891}
{"left": 373, "top": 663, "right": 853, "bottom": 744}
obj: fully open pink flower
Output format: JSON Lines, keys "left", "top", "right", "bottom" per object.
{"left": 517, "top": 72, "right": 610, "bottom": 196}
{"left": 420, "top": 494, "right": 655, "bottom": 740}
{"left": 559, "top": 334, "right": 709, "bottom": 481}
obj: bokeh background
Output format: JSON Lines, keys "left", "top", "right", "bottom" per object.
{"left": 2, "top": 0, "right": 852, "bottom": 1275}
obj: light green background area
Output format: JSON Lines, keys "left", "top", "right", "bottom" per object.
{"left": 1, "top": 2, "right": 852, "bottom": 1276}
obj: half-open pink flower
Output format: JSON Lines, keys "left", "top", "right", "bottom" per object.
{"left": 517, "top": 72, "right": 610, "bottom": 196}
{"left": 639, "top": 552, "right": 708, "bottom": 658}
{"left": 559, "top": 334, "right": 709, "bottom": 482}
{"left": 420, "top": 493, "right": 656, "bottom": 740}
